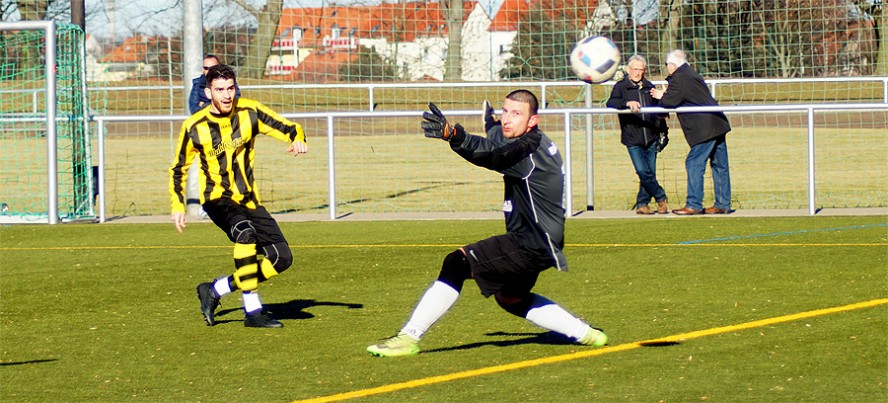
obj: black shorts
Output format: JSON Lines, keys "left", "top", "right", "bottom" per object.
{"left": 463, "top": 233, "right": 551, "bottom": 298}
{"left": 202, "top": 199, "right": 286, "bottom": 248}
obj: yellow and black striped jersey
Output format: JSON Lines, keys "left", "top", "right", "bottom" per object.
{"left": 169, "top": 98, "right": 306, "bottom": 213}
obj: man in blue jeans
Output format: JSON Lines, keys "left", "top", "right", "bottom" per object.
{"left": 606, "top": 55, "right": 670, "bottom": 214}
{"left": 651, "top": 49, "right": 732, "bottom": 215}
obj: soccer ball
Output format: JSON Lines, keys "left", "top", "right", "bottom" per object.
{"left": 569, "top": 36, "right": 621, "bottom": 84}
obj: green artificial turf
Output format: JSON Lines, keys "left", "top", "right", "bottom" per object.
{"left": 1, "top": 216, "right": 886, "bottom": 402}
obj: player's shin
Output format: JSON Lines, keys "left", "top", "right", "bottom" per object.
{"left": 522, "top": 294, "right": 591, "bottom": 341}
{"left": 401, "top": 281, "right": 460, "bottom": 340}
{"left": 232, "top": 243, "right": 259, "bottom": 291}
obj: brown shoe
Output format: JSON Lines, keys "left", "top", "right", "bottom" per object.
{"left": 704, "top": 206, "right": 730, "bottom": 214}
{"left": 635, "top": 205, "right": 654, "bottom": 215}
{"left": 656, "top": 199, "right": 669, "bottom": 214}
{"left": 672, "top": 207, "right": 703, "bottom": 215}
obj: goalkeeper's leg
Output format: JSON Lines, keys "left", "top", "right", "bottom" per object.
{"left": 368, "top": 250, "right": 470, "bottom": 356}
{"left": 401, "top": 250, "right": 471, "bottom": 339}
{"left": 400, "top": 250, "right": 470, "bottom": 339}
{"left": 496, "top": 291, "right": 606, "bottom": 346}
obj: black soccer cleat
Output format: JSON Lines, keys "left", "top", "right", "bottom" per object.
{"left": 244, "top": 312, "right": 284, "bottom": 328}
{"left": 196, "top": 282, "right": 220, "bottom": 326}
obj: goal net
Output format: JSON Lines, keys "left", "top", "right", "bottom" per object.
{"left": 9, "top": 1, "right": 882, "bottom": 218}
{"left": 0, "top": 21, "right": 93, "bottom": 223}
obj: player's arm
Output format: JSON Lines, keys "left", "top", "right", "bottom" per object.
{"left": 421, "top": 103, "right": 540, "bottom": 172}
{"left": 454, "top": 130, "right": 541, "bottom": 172}
{"left": 169, "top": 124, "right": 196, "bottom": 231}
{"left": 255, "top": 102, "right": 307, "bottom": 157}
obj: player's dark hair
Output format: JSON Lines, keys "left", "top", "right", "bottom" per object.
{"left": 506, "top": 89, "right": 539, "bottom": 115}
{"left": 205, "top": 64, "right": 237, "bottom": 87}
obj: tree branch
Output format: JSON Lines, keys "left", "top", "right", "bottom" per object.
{"left": 230, "top": 0, "right": 259, "bottom": 17}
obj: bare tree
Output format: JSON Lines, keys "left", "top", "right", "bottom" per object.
{"left": 749, "top": 0, "right": 877, "bottom": 77}
{"left": 880, "top": 1, "right": 887, "bottom": 75}
{"left": 13, "top": 0, "right": 49, "bottom": 20}
{"left": 442, "top": 0, "right": 463, "bottom": 80}
{"left": 231, "top": 0, "right": 283, "bottom": 79}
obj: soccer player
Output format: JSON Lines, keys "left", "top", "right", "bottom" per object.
{"left": 366, "top": 90, "right": 608, "bottom": 357}
{"left": 169, "top": 64, "right": 308, "bottom": 328}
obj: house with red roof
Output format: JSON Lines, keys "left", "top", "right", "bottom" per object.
{"left": 96, "top": 35, "right": 166, "bottom": 81}
{"left": 489, "top": 0, "right": 603, "bottom": 78}
{"left": 269, "top": 1, "right": 493, "bottom": 82}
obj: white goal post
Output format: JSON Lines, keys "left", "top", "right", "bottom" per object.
{"left": 0, "top": 20, "right": 60, "bottom": 224}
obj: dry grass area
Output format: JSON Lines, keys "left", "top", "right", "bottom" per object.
{"left": 2, "top": 79, "right": 885, "bottom": 217}
{"left": 3, "top": 118, "right": 884, "bottom": 217}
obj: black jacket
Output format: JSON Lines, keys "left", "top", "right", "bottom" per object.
{"left": 606, "top": 76, "right": 668, "bottom": 147}
{"left": 450, "top": 126, "right": 568, "bottom": 271}
{"left": 658, "top": 63, "right": 731, "bottom": 147}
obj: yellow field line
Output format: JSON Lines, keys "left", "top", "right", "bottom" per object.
{"left": 292, "top": 298, "right": 888, "bottom": 403}
{"left": 1, "top": 243, "right": 885, "bottom": 251}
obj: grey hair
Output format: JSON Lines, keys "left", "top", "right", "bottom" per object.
{"left": 665, "top": 49, "right": 688, "bottom": 67}
{"left": 627, "top": 54, "right": 647, "bottom": 66}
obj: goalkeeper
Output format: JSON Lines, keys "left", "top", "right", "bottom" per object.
{"left": 367, "top": 90, "right": 608, "bottom": 357}
{"left": 169, "top": 64, "right": 308, "bottom": 329}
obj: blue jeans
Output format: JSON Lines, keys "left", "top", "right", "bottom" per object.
{"left": 627, "top": 143, "right": 666, "bottom": 209}
{"left": 685, "top": 135, "right": 731, "bottom": 210}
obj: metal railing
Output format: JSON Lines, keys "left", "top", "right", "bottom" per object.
{"left": 5, "top": 77, "right": 888, "bottom": 114}
{"left": 92, "top": 102, "right": 888, "bottom": 223}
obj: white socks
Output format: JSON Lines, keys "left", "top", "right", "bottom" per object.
{"left": 212, "top": 277, "right": 264, "bottom": 315}
{"left": 213, "top": 277, "right": 232, "bottom": 297}
{"left": 524, "top": 294, "right": 591, "bottom": 341}
{"left": 397, "top": 282, "right": 590, "bottom": 342}
{"left": 401, "top": 281, "right": 460, "bottom": 340}
{"left": 242, "top": 291, "right": 262, "bottom": 314}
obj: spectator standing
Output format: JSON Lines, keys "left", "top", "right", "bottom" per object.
{"left": 651, "top": 50, "right": 732, "bottom": 215}
{"left": 606, "top": 55, "right": 670, "bottom": 215}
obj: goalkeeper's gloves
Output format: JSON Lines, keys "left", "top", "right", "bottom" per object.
{"left": 422, "top": 103, "right": 465, "bottom": 142}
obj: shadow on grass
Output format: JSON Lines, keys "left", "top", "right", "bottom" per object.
{"left": 0, "top": 359, "right": 58, "bottom": 366}
{"left": 639, "top": 340, "right": 681, "bottom": 347}
{"left": 422, "top": 332, "right": 684, "bottom": 353}
{"left": 422, "top": 331, "right": 577, "bottom": 354}
{"left": 213, "top": 299, "right": 363, "bottom": 325}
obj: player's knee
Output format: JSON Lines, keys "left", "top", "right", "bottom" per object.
{"left": 495, "top": 292, "right": 534, "bottom": 318}
{"left": 231, "top": 220, "right": 257, "bottom": 244}
{"left": 436, "top": 250, "right": 470, "bottom": 292}
{"left": 262, "top": 242, "right": 293, "bottom": 273}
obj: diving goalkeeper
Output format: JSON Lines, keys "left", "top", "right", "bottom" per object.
{"left": 367, "top": 90, "right": 608, "bottom": 357}
{"left": 169, "top": 64, "right": 308, "bottom": 328}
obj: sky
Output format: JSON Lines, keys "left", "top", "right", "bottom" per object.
{"left": 75, "top": 0, "right": 506, "bottom": 41}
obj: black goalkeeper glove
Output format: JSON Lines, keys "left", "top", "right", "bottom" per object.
{"left": 422, "top": 103, "right": 464, "bottom": 142}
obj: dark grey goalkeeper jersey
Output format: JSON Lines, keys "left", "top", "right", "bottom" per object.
{"left": 450, "top": 126, "right": 568, "bottom": 271}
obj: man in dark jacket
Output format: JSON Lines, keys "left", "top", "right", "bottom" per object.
{"left": 606, "top": 55, "right": 670, "bottom": 215}
{"left": 651, "top": 50, "right": 732, "bottom": 215}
